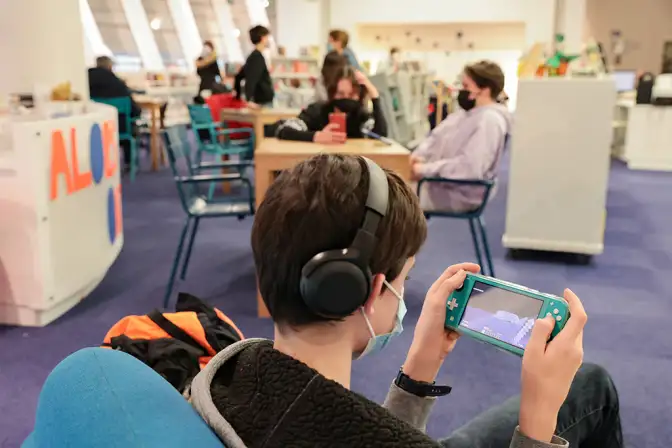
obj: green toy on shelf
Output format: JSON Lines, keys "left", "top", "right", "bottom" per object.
{"left": 546, "top": 34, "right": 580, "bottom": 76}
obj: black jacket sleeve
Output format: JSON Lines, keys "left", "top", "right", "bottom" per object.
{"left": 275, "top": 103, "right": 325, "bottom": 142}
{"left": 243, "top": 52, "right": 266, "bottom": 102}
{"left": 360, "top": 97, "right": 388, "bottom": 137}
{"left": 234, "top": 67, "right": 244, "bottom": 100}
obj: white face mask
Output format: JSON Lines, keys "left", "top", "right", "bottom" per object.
{"left": 353, "top": 280, "right": 407, "bottom": 360}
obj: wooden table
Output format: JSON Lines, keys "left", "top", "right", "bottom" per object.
{"left": 220, "top": 107, "right": 300, "bottom": 149}
{"left": 253, "top": 138, "right": 411, "bottom": 317}
{"left": 134, "top": 96, "right": 166, "bottom": 170}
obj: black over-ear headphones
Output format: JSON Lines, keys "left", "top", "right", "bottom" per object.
{"left": 300, "top": 157, "right": 389, "bottom": 318}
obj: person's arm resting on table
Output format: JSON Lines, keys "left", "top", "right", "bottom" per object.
{"left": 275, "top": 104, "right": 324, "bottom": 142}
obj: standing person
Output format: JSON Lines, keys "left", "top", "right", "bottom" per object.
{"left": 328, "top": 29, "right": 362, "bottom": 71}
{"left": 195, "top": 40, "right": 229, "bottom": 98}
{"left": 315, "top": 50, "right": 348, "bottom": 102}
{"left": 88, "top": 56, "right": 141, "bottom": 172}
{"left": 234, "top": 25, "right": 275, "bottom": 108}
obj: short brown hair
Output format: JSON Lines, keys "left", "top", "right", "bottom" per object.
{"left": 464, "top": 60, "right": 505, "bottom": 99}
{"left": 251, "top": 154, "right": 427, "bottom": 327}
{"left": 329, "top": 29, "right": 350, "bottom": 48}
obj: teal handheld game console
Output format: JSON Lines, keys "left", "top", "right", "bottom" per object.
{"left": 445, "top": 273, "right": 570, "bottom": 356}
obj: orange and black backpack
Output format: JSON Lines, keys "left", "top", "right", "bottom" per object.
{"left": 102, "top": 293, "right": 243, "bottom": 393}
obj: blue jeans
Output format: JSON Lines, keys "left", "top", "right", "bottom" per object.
{"left": 440, "top": 363, "right": 623, "bottom": 447}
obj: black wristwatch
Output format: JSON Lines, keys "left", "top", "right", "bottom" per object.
{"left": 394, "top": 368, "right": 452, "bottom": 398}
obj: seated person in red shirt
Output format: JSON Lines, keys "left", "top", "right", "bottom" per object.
{"left": 275, "top": 67, "right": 387, "bottom": 144}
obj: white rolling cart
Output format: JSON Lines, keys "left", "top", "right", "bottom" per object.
{"left": 502, "top": 78, "right": 615, "bottom": 261}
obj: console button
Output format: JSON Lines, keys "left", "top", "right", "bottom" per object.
{"left": 447, "top": 298, "right": 459, "bottom": 311}
{"left": 553, "top": 308, "right": 559, "bottom": 315}
{"left": 556, "top": 315, "right": 562, "bottom": 321}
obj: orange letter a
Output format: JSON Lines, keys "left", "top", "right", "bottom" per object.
{"left": 50, "top": 130, "right": 74, "bottom": 200}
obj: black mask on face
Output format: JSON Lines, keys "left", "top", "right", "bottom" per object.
{"left": 330, "top": 98, "right": 361, "bottom": 114}
{"left": 457, "top": 89, "right": 477, "bottom": 111}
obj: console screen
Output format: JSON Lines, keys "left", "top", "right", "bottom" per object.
{"left": 459, "top": 282, "right": 543, "bottom": 349}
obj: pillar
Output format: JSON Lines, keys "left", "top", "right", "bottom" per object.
{"left": 211, "top": 0, "right": 245, "bottom": 62}
{"left": 555, "top": 0, "right": 587, "bottom": 53}
{"left": 0, "top": 0, "right": 89, "bottom": 100}
{"left": 167, "top": 0, "right": 203, "bottom": 72}
{"left": 120, "top": 0, "right": 165, "bottom": 71}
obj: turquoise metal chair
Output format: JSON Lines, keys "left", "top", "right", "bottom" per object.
{"left": 91, "top": 97, "right": 138, "bottom": 181}
{"left": 165, "top": 124, "right": 254, "bottom": 200}
{"left": 187, "top": 104, "right": 255, "bottom": 165}
{"left": 161, "top": 127, "right": 254, "bottom": 308}
{"left": 417, "top": 178, "right": 496, "bottom": 277}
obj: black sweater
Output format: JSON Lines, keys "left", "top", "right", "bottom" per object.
{"left": 234, "top": 49, "right": 274, "bottom": 104}
{"left": 275, "top": 98, "right": 388, "bottom": 142}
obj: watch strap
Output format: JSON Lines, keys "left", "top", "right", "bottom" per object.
{"left": 394, "top": 369, "right": 452, "bottom": 397}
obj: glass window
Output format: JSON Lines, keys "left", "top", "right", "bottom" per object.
{"left": 142, "top": 0, "right": 187, "bottom": 70}
{"left": 190, "top": 0, "right": 227, "bottom": 60}
{"left": 89, "top": 0, "right": 142, "bottom": 69}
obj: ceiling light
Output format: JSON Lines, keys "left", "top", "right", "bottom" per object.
{"left": 232, "top": 29, "right": 241, "bottom": 38}
{"left": 150, "top": 18, "right": 161, "bottom": 30}
{"left": 263, "top": 0, "right": 270, "bottom": 7}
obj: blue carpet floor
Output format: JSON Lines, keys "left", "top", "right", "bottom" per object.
{"left": 1, "top": 154, "right": 671, "bottom": 447}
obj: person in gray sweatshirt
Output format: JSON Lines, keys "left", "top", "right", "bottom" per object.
{"left": 190, "top": 154, "right": 623, "bottom": 448}
{"left": 411, "top": 60, "right": 513, "bottom": 213}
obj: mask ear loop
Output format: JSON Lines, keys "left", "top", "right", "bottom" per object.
{"left": 359, "top": 308, "right": 376, "bottom": 338}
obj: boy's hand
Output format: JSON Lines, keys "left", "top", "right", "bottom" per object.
{"left": 519, "top": 289, "right": 587, "bottom": 442}
{"left": 403, "top": 263, "right": 480, "bottom": 383}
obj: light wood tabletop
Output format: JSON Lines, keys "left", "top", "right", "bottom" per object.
{"left": 220, "top": 107, "right": 300, "bottom": 149}
{"left": 252, "top": 137, "right": 411, "bottom": 317}
{"left": 134, "top": 96, "right": 166, "bottom": 170}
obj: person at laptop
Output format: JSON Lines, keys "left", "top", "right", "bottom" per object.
{"left": 275, "top": 67, "right": 387, "bottom": 144}
{"left": 410, "top": 60, "right": 512, "bottom": 213}
{"left": 189, "top": 153, "right": 623, "bottom": 448}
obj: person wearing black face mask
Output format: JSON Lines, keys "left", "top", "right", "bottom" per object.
{"left": 275, "top": 67, "right": 387, "bottom": 144}
{"left": 456, "top": 88, "right": 477, "bottom": 111}
{"left": 409, "top": 61, "right": 513, "bottom": 214}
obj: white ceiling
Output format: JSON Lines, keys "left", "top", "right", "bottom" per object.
{"left": 86, "top": 0, "right": 275, "bottom": 63}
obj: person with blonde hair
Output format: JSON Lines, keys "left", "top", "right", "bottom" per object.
{"left": 328, "top": 29, "right": 362, "bottom": 71}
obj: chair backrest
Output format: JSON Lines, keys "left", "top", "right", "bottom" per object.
{"left": 162, "top": 126, "right": 198, "bottom": 213}
{"left": 92, "top": 97, "right": 133, "bottom": 137}
{"left": 187, "top": 104, "right": 218, "bottom": 144}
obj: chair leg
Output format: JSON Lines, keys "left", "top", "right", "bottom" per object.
{"left": 130, "top": 139, "right": 138, "bottom": 182}
{"left": 477, "top": 216, "right": 495, "bottom": 277}
{"left": 207, "top": 182, "right": 216, "bottom": 201}
{"left": 180, "top": 217, "right": 200, "bottom": 280}
{"left": 164, "top": 217, "right": 192, "bottom": 309}
{"left": 468, "top": 218, "right": 484, "bottom": 269}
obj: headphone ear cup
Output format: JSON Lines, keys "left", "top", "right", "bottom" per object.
{"left": 301, "top": 260, "right": 371, "bottom": 317}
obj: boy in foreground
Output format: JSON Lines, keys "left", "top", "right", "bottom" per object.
{"left": 191, "top": 154, "right": 623, "bottom": 447}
